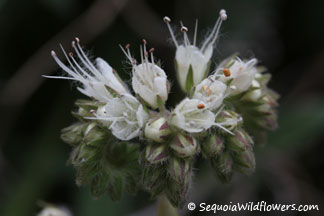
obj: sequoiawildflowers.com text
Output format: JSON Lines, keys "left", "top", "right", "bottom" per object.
{"left": 187, "top": 201, "right": 319, "bottom": 213}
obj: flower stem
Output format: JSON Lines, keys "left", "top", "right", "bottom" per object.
{"left": 157, "top": 195, "right": 178, "bottom": 216}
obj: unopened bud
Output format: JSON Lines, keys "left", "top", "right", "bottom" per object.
{"left": 233, "top": 148, "right": 256, "bottom": 174}
{"left": 170, "top": 134, "right": 197, "bottom": 158}
{"left": 242, "top": 80, "right": 262, "bottom": 101}
{"left": 61, "top": 122, "right": 88, "bottom": 145}
{"left": 144, "top": 117, "right": 171, "bottom": 142}
{"left": 201, "top": 134, "right": 225, "bottom": 157}
{"left": 145, "top": 144, "right": 169, "bottom": 164}
{"left": 142, "top": 164, "right": 166, "bottom": 195}
{"left": 227, "top": 129, "right": 253, "bottom": 152}
{"left": 216, "top": 110, "right": 242, "bottom": 131}
{"left": 83, "top": 122, "right": 108, "bottom": 146}
{"left": 211, "top": 152, "right": 233, "bottom": 183}
{"left": 168, "top": 157, "right": 192, "bottom": 183}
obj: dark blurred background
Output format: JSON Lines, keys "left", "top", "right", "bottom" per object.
{"left": 0, "top": 0, "right": 324, "bottom": 215}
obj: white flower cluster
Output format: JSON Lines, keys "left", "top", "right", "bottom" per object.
{"left": 47, "top": 9, "right": 259, "bottom": 142}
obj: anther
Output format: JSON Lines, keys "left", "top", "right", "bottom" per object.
{"left": 144, "top": 51, "right": 148, "bottom": 57}
{"left": 202, "top": 85, "right": 207, "bottom": 91}
{"left": 163, "top": 16, "right": 171, "bottom": 23}
{"left": 142, "top": 39, "right": 147, "bottom": 45}
{"left": 197, "top": 103, "right": 205, "bottom": 109}
{"left": 51, "top": 50, "right": 56, "bottom": 56}
{"left": 181, "top": 26, "right": 188, "bottom": 32}
{"left": 90, "top": 109, "right": 96, "bottom": 114}
{"left": 75, "top": 37, "right": 80, "bottom": 43}
{"left": 219, "top": 9, "right": 227, "bottom": 21}
{"left": 149, "top": 48, "right": 155, "bottom": 53}
{"left": 69, "top": 52, "right": 73, "bottom": 57}
{"left": 132, "top": 59, "right": 137, "bottom": 64}
{"left": 125, "top": 44, "right": 131, "bottom": 49}
{"left": 223, "top": 68, "right": 231, "bottom": 77}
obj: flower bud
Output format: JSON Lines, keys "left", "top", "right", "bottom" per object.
{"left": 61, "top": 122, "right": 88, "bottom": 145}
{"left": 242, "top": 80, "right": 262, "bottom": 101}
{"left": 233, "top": 148, "right": 256, "bottom": 174}
{"left": 216, "top": 110, "right": 243, "bottom": 131}
{"left": 83, "top": 122, "right": 108, "bottom": 146}
{"left": 168, "top": 157, "right": 192, "bottom": 183}
{"left": 170, "top": 134, "right": 198, "bottom": 158}
{"left": 201, "top": 134, "right": 225, "bottom": 157}
{"left": 211, "top": 152, "right": 233, "bottom": 183}
{"left": 144, "top": 117, "right": 171, "bottom": 143}
{"left": 145, "top": 144, "right": 169, "bottom": 164}
{"left": 142, "top": 164, "right": 166, "bottom": 196}
{"left": 227, "top": 129, "right": 253, "bottom": 152}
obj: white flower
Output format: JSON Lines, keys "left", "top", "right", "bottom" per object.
{"left": 217, "top": 57, "right": 258, "bottom": 95}
{"left": 171, "top": 98, "right": 215, "bottom": 133}
{"left": 163, "top": 9, "right": 227, "bottom": 92}
{"left": 45, "top": 38, "right": 128, "bottom": 102}
{"left": 242, "top": 79, "right": 262, "bottom": 101}
{"left": 120, "top": 42, "right": 169, "bottom": 109}
{"left": 38, "top": 206, "right": 71, "bottom": 216}
{"left": 193, "top": 78, "right": 227, "bottom": 110}
{"left": 93, "top": 94, "right": 149, "bottom": 140}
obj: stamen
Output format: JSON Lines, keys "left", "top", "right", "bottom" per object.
{"left": 193, "top": 19, "right": 198, "bottom": 46}
{"left": 125, "top": 43, "right": 131, "bottom": 49}
{"left": 223, "top": 68, "right": 231, "bottom": 77}
{"left": 180, "top": 22, "right": 190, "bottom": 46}
{"left": 50, "top": 51, "right": 80, "bottom": 81}
{"left": 142, "top": 39, "right": 148, "bottom": 62}
{"left": 200, "top": 9, "right": 227, "bottom": 53}
{"left": 163, "top": 16, "right": 179, "bottom": 47}
{"left": 202, "top": 85, "right": 207, "bottom": 91}
{"left": 72, "top": 39, "right": 103, "bottom": 79}
{"left": 119, "top": 44, "right": 133, "bottom": 64}
{"left": 74, "top": 38, "right": 97, "bottom": 72}
{"left": 149, "top": 48, "right": 155, "bottom": 63}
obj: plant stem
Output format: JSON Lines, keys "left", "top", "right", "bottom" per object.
{"left": 157, "top": 195, "right": 178, "bottom": 216}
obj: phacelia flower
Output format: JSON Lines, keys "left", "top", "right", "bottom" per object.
{"left": 193, "top": 77, "right": 227, "bottom": 110}
{"left": 121, "top": 41, "right": 169, "bottom": 109}
{"left": 37, "top": 206, "right": 72, "bottom": 216}
{"left": 93, "top": 94, "right": 149, "bottom": 140}
{"left": 171, "top": 98, "right": 215, "bottom": 133}
{"left": 216, "top": 57, "right": 258, "bottom": 95}
{"left": 164, "top": 9, "right": 227, "bottom": 93}
{"left": 45, "top": 38, "right": 128, "bottom": 102}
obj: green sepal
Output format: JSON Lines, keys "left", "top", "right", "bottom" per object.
{"left": 185, "top": 64, "right": 194, "bottom": 94}
{"left": 105, "top": 85, "right": 120, "bottom": 98}
{"left": 156, "top": 95, "right": 165, "bottom": 108}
